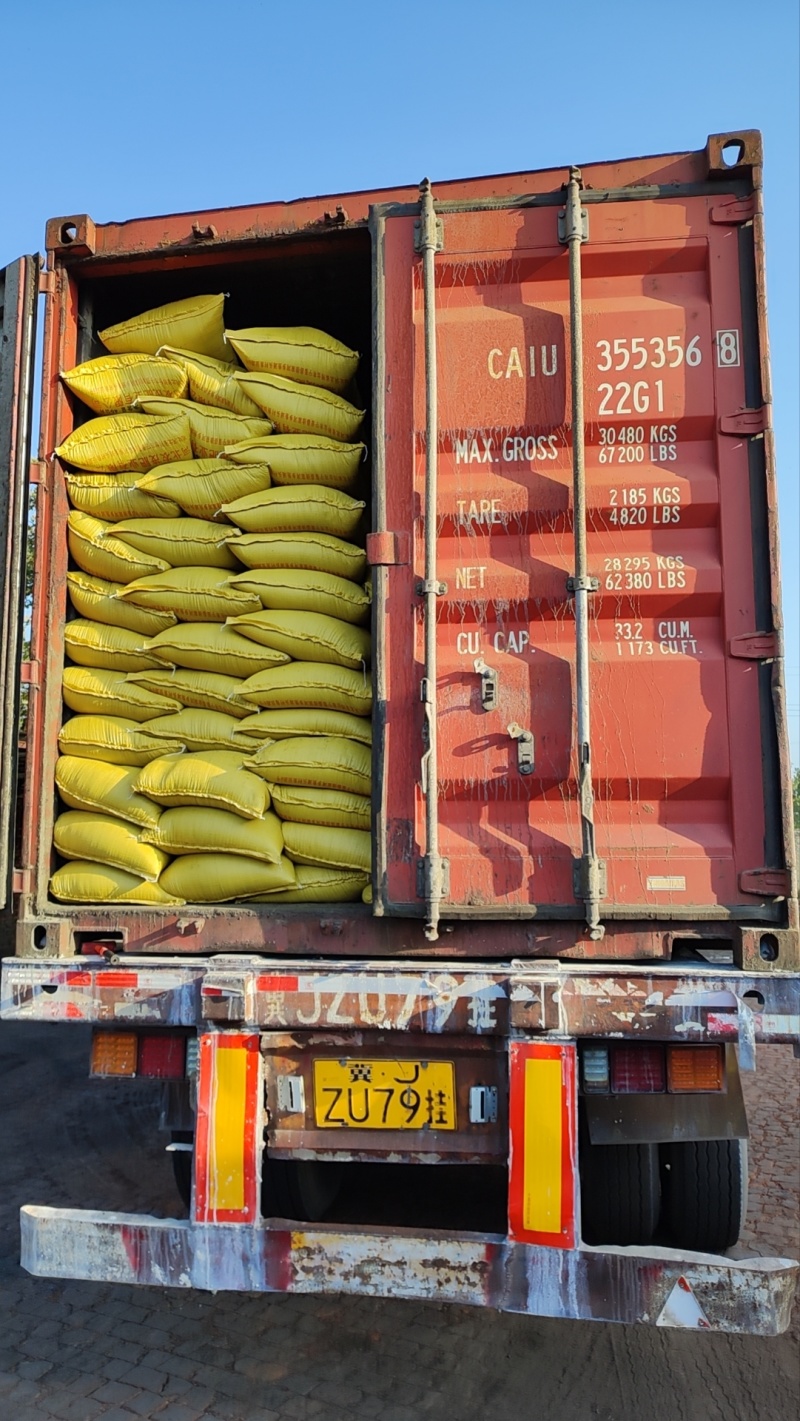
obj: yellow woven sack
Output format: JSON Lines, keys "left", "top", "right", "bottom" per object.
{"left": 64, "top": 620, "right": 162, "bottom": 673}
{"left": 99, "top": 295, "right": 232, "bottom": 363}
{"left": 362, "top": 882, "right": 372, "bottom": 903}
{"left": 135, "top": 751, "right": 268, "bottom": 819}
{"left": 159, "top": 852, "right": 295, "bottom": 902}
{"left": 269, "top": 783, "right": 371, "bottom": 831}
{"left": 54, "top": 810, "right": 169, "bottom": 881}
{"left": 228, "top": 568, "right": 370, "bottom": 624}
{"left": 237, "top": 707, "right": 372, "bottom": 744}
{"left": 140, "top": 710, "right": 256, "bottom": 754}
{"left": 62, "top": 668, "right": 181, "bottom": 721}
{"left": 239, "top": 663, "right": 372, "bottom": 716}
{"left": 224, "top": 434, "right": 365, "bottom": 490}
{"left": 220, "top": 484, "right": 365, "bottom": 538}
{"left": 146, "top": 622, "right": 288, "bottom": 677}
{"left": 58, "top": 715, "right": 183, "bottom": 767}
{"left": 51, "top": 862, "right": 184, "bottom": 906}
{"left": 137, "top": 458, "right": 271, "bottom": 520}
{"left": 61, "top": 354, "right": 188, "bottom": 415}
{"left": 67, "top": 571, "right": 177, "bottom": 637}
{"left": 65, "top": 472, "right": 181, "bottom": 522}
{"left": 228, "top": 610, "right": 371, "bottom": 669}
{"left": 56, "top": 412, "right": 192, "bottom": 473}
{"left": 115, "top": 568, "right": 261, "bottom": 623}
{"left": 127, "top": 669, "right": 252, "bottom": 718}
{"left": 246, "top": 737, "right": 371, "bottom": 796}
{"left": 249, "top": 864, "right": 368, "bottom": 903}
{"left": 112, "top": 517, "right": 241, "bottom": 570}
{"left": 135, "top": 398, "right": 273, "bottom": 459}
{"left": 143, "top": 806, "right": 284, "bottom": 864}
{"left": 68, "top": 512, "right": 171, "bottom": 584}
{"left": 228, "top": 531, "right": 367, "bottom": 581}
{"left": 234, "top": 371, "right": 364, "bottom": 442}
{"left": 158, "top": 347, "right": 264, "bottom": 417}
{"left": 282, "top": 823, "right": 371, "bottom": 873}
{"left": 225, "top": 327, "right": 359, "bottom": 393}
{"left": 56, "top": 756, "right": 162, "bottom": 828}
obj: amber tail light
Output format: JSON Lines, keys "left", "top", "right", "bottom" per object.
{"left": 667, "top": 1044, "right": 724, "bottom": 1092}
{"left": 90, "top": 1031, "right": 186, "bottom": 1079}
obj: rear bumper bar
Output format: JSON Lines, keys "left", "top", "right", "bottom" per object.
{"left": 21, "top": 1205, "right": 797, "bottom": 1335}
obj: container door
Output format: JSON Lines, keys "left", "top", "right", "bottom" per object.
{"left": 372, "top": 185, "right": 782, "bottom": 921}
{"left": 0, "top": 258, "right": 39, "bottom": 910}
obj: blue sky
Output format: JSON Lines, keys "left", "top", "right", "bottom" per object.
{"left": 2, "top": 0, "right": 797, "bottom": 762}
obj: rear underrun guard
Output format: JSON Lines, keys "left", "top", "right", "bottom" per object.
{"left": 21, "top": 1206, "right": 796, "bottom": 1335}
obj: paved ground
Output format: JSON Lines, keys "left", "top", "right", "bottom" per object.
{"left": 0, "top": 1021, "right": 798, "bottom": 1421}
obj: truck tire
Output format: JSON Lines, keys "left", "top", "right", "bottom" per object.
{"left": 262, "top": 1158, "right": 342, "bottom": 1222}
{"left": 662, "top": 1138, "right": 748, "bottom": 1253}
{"left": 579, "top": 1141, "right": 661, "bottom": 1245}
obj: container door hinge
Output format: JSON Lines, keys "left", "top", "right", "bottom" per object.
{"left": 12, "top": 869, "right": 31, "bottom": 894}
{"left": 29, "top": 459, "right": 45, "bottom": 485}
{"left": 558, "top": 207, "right": 589, "bottom": 243}
{"left": 474, "top": 658, "right": 498, "bottom": 711}
{"left": 365, "top": 531, "right": 411, "bottom": 566}
{"left": 729, "top": 631, "right": 779, "bottom": 660}
{"left": 719, "top": 407, "right": 768, "bottom": 437}
{"left": 573, "top": 856, "right": 608, "bottom": 903}
{"left": 507, "top": 723, "right": 534, "bottom": 775}
{"left": 739, "top": 868, "right": 791, "bottom": 897}
{"left": 20, "top": 661, "right": 40, "bottom": 688}
{"left": 38, "top": 269, "right": 55, "bottom": 296}
{"left": 417, "top": 855, "right": 449, "bottom": 900}
{"left": 710, "top": 196, "right": 756, "bottom": 224}
{"left": 414, "top": 205, "right": 444, "bottom": 253}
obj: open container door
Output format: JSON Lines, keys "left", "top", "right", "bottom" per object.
{"left": 371, "top": 147, "right": 788, "bottom": 936}
{"left": 0, "top": 258, "right": 39, "bottom": 911}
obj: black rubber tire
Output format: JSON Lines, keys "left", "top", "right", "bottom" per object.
{"left": 661, "top": 1138, "right": 747, "bottom": 1253}
{"left": 262, "top": 1158, "right": 343, "bottom": 1223}
{"left": 170, "top": 1131, "right": 193, "bottom": 1211}
{"left": 580, "top": 1141, "right": 661, "bottom": 1245}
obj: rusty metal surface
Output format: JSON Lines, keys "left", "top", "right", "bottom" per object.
{"left": 0, "top": 958, "right": 204, "bottom": 1024}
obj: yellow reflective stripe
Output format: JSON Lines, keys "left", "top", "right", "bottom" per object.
{"left": 522, "top": 1056, "right": 563, "bottom": 1235}
{"left": 208, "top": 1045, "right": 248, "bottom": 1213}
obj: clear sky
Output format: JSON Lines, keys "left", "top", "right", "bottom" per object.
{"left": 2, "top": 0, "right": 797, "bottom": 761}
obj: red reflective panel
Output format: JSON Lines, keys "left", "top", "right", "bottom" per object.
{"left": 138, "top": 1035, "right": 185, "bottom": 1080}
{"left": 611, "top": 1045, "right": 665, "bottom": 1094}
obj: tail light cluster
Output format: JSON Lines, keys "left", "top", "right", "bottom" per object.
{"left": 581, "top": 1043, "right": 724, "bottom": 1095}
{"left": 91, "top": 1030, "right": 187, "bottom": 1079}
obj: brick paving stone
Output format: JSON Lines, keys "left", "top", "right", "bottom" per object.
{"left": 90, "top": 1379, "right": 143, "bottom": 1405}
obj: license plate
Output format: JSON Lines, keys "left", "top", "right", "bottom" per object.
{"left": 313, "top": 1058, "right": 456, "bottom": 1130}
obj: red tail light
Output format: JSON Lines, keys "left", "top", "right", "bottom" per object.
{"left": 610, "top": 1045, "right": 665, "bottom": 1093}
{"left": 138, "top": 1035, "right": 186, "bottom": 1079}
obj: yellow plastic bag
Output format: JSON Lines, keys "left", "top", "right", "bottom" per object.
{"left": 246, "top": 736, "right": 371, "bottom": 796}
{"left": 115, "top": 568, "right": 261, "bottom": 622}
{"left": 228, "top": 610, "right": 370, "bottom": 669}
{"left": 54, "top": 810, "right": 169, "bottom": 881}
{"left": 224, "top": 433, "right": 365, "bottom": 490}
{"left": 137, "top": 458, "right": 272, "bottom": 520}
{"left": 146, "top": 622, "right": 288, "bottom": 677}
{"left": 56, "top": 755, "right": 162, "bottom": 828}
{"left": 136, "top": 751, "right": 269, "bottom": 819}
{"left": 58, "top": 714, "right": 184, "bottom": 767}
{"left": 282, "top": 823, "right": 371, "bottom": 873}
{"left": 140, "top": 709, "right": 256, "bottom": 754}
{"left": 249, "top": 864, "right": 368, "bottom": 903}
{"left": 159, "top": 852, "right": 296, "bottom": 902}
{"left": 64, "top": 620, "right": 162, "bottom": 673}
{"left": 220, "top": 484, "right": 365, "bottom": 538}
{"left": 67, "top": 571, "right": 177, "bottom": 637}
{"left": 68, "top": 511, "right": 171, "bottom": 584}
{"left": 99, "top": 295, "right": 232, "bottom": 363}
{"left": 134, "top": 397, "right": 273, "bottom": 459}
{"left": 65, "top": 472, "right": 181, "bottom": 522}
{"left": 143, "top": 806, "right": 284, "bottom": 864}
{"left": 62, "top": 668, "right": 181, "bottom": 721}
{"left": 158, "top": 347, "right": 264, "bottom": 416}
{"left": 228, "top": 568, "right": 370, "bottom": 624}
{"left": 269, "top": 783, "right": 371, "bottom": 830}
{"left": 56, "top": 412, "right": 192, "bottom": 473}
{"left": 234, "top": 371, "right": 364, "bottom": 442}
{"left": 237, "top": 707, "right": 372, "bottom": 744}
{"left": 61, "top": 353, "right": 189, "bottom": 414}
{"left": 112, "top": 517, "right": 241, "bottom": 570}
{"left": 225, "top": 327, "right": 359, "bottom": 393}
{"left": 127, "top": 669, "right": 252, "bottom": 718}
{"left": 239, "top": 663, "right": 372, "bottom": 716}
{"left": 228, "top": 531, "right": 367, "bottom": 580}
{"left": 51, "top": 861, "right": 183, "bottom": 906}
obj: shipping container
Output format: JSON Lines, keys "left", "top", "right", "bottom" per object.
{"left": 2, "top": 131, "right": 799, "bottom": 1334}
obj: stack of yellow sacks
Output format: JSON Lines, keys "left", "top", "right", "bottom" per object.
{"left": 50, "top": 294, "right": 372, "bottom": 907}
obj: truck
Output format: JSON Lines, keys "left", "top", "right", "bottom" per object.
{"left": 1, "top": 129, "right": 798, "bottom": 1335}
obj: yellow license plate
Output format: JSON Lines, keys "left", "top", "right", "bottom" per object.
{"left": 313, "top": 1059, "right": 456, "bottom": 1130}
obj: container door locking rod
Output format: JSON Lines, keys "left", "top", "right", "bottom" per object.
{"left": 416, "top": 179, "right": 447, "bottom": 942}
{"left": 561, "top": 167, "right": 606, "bottom": 940}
